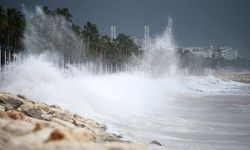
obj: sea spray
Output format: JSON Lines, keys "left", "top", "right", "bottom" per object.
{"left": 22, "top": 6, "right": 181, "bottom": 77}
{"left": 23, "top": 6, "right": 85, "bottom": 62}
{"left": 0, "top": 55, "right": 170, "bottom": 117}
{"left": 1, "top": 55, "right": 247, "bottom": 115}
{"left": 138, "top": 16, "right": 177, "bottom": 77}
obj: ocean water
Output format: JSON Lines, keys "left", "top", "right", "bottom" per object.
{"left": 1, "top": 56, "right": 250, "bottom": 150}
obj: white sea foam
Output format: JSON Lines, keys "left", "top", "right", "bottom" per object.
{"left": 1, "top": 55, "right": 247, "bottom": 116}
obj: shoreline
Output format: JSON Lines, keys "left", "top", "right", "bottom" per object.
{"left": 214, "top": 72, "right": 250, "bottom": 83}
{"left": 0, "top": 91, "right": 165, "bottom": 150}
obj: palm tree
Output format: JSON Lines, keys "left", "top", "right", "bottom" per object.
{"left": 102, "top": 35, "right": 119, "bottom": 64}
{"left": 72, "top": 24, "right": 81, "bottom": 36}
{"left": 0, "top": 5, "right": 7, "bottom": 45}
{"left": 42, "top": 6, "right": 53, "bottom": 15}
{"left": 82, "top": 21, "right": 100, "bottom": 59}
{"left": 6, "top": 8, "right": 25, "bottom": 50}
{"left": 116, "top": 33, "right": 139, "bottom": 63}
{"left": 55, "top": 7, "right": 72, "bottom": 23}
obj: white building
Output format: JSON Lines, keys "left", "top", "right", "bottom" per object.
{"left": 220, "top": 47, "right": 238, "bottom": 60}
{"left": 133, "top": 25, "right": 152, "bottom": 51}
{"left": 186, "top": 46, "right": 239, "bottom": 60}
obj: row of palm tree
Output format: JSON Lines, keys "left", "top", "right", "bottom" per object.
{"left": 0, "top": 5, "right": 25, "bottom": 51}
{"left": 42, "top": 6, "right": 140, "bottom": 64}
{"left": 82, "top": 21, "right": 140, "bottom": 64}
{"left": 0, "top": 5, "right": 140, "bottom": 65}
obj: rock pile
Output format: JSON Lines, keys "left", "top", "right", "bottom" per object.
{"left": 0, "top": 91, "right": 150, "bottom": 150}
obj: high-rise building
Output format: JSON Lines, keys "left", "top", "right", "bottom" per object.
{"left": 110, "top": 25, "right": 117, "bottom": 41}
{"left": 143, "top": 25, "right": 150, "bottom": 50}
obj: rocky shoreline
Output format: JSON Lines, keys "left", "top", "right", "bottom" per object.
{"left": 0, "top": 91, "right": 166, "bottom": 150}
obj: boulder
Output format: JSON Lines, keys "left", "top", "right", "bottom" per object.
{"left": 150, "top": 140, "right": 162, "bottom": 146}
{"left": 34, "top": 103, "right": 50, "bottom": 112}
{"left": 23, "top": 109, "right": 43, "bottom": 120}
{"left": 20, "top": 102, "right": 34, "bottom": 112}
{"left": 0, "top": 95, "right": 23, "bottom": 108}
{"left": 45, "top": 129, "right": 65, "bottom": 142}
{"left": 6, "top": 110, "right": 26, "bottom": 120}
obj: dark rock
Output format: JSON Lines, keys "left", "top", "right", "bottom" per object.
{"left": 0, "top": 98, "right": 4, "bottom": 104}
{"left": 23, "top": 109, "right": 44, "bottom": 120}
{"left": 0, "top": 97, "right": 23, "bottom": 108}
{"left": 73, "top": 120, "right": 85, "bottom": 128}
{"left": 5, "top": 104, "right": 13, "bottom": 111}
{"left": 73, "top": 113, "right": 79, "bottom": 117}
{"left": 113, "top": 133, "right": 123, "bottom": 138}
{"left": 16, "top": 94, "right": 27, "bottom": 99}
{"left": 150, "top": 140, "right": 162, "bottom": 146}
{"left": 50, "top": 104, "right": 60, "bottom": 109}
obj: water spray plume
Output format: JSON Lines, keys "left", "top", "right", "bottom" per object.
{"left": 139, "top": 16, "right": 177, "bottom": 77}
{"left": 23, "top": 6, "right": 85, "bottom": 62}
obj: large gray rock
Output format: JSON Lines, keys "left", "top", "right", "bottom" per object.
{"left": 0, "top": 96, "right": 23, "bottom": 108}
{"left": 23, "top": 109, "right": 44, "bottom": 120}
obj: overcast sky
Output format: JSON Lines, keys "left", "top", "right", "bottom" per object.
{"left": 1, "top": 0, "right": 250, "bottom": 57}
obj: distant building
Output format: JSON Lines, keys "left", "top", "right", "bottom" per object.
{"left": 132, "top": 26, "right": 240, "bottom": 60}
{"left": 185, "top": 46, "right": 239, "bottom": 60}
{"left": 220, "top": 47, "right": 238, "bottom": 60}
{"left": 211, "top": 46, "right": 222, "bottom": 59}
{"left": 133, "top": 25, "right": 152, "bottom": 51}
{"left": 110, "top": 25, "right": 117, "bottom": 41}
{"left": 187, "top": 47, "right": 208, "bottom": 57}
{"left": 143, "top": 25, "right": 150, "bottom": 50}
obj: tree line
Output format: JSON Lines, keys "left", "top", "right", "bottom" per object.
{"left": 0, "top": 5, "right": 25, "bottom": 51}
{"left": 0, "top": 5, "right": 140, "bottom": 65}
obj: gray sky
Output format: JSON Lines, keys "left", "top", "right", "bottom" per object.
{"left": 1, "top": 0, "right": 250, "bottom": 58}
